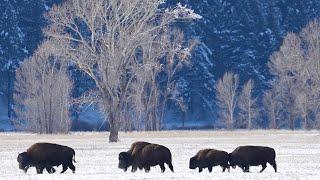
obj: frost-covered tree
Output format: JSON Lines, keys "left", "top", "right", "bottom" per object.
{"left": 215, "top": 72, "right": 239, "bottom": 129}
{"left": 14, "top": 41, "right": 72, "bottom": 133}
{"left": 0, "top": 0, "right": 55, "bottom": 119}
{"left": 268, "top": 33, "right": 303, "bottom": 130}
{"left": 130, "top": 30, "right": 196, "bottom": 131}
{"left": 267, "top": 20, "right": 320, "bottom": 130}
{"left": 299, "top": 20, "right": 320, "bottom": 129}
{"left": 44, "top": 0, "right": 200, "bottom": 141}
{"left": 263, "top": 90, "right": 276, "bottom": 129}
{"left": 238, "top": 79, "right": 258, "bottom": 129}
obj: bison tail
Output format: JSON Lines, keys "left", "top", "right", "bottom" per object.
{"left": 272, "top": 149, "right": 276, "bottom": 159}
{"left": 72, "top": 149, "right": 77, "bottom": 163}
{"left": 167, "top": 150, "right": 174, "bottom": 172}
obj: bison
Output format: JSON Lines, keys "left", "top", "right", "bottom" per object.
{"left": 228, "top": 145, "right": 277, "bottom": 173}
{"left": 189, "top": 149, "right": 230, "bottom": 173}
{"left": 17, "top": 143, "right": 76, "bottom": 174}
{"left": 118, "top": 141, "right": 174, "bottom": 173}
{"left": 118, "top": 141, "right": 150, "bottom": 172}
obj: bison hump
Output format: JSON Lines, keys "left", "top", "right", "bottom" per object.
{"left": 130, "top": 141, "right": 150, "bottom": 157}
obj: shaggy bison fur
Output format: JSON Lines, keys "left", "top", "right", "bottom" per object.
{"left": 189, "top": 149, "right": 230, "bottom": 173}
{"left": 119, "top": 141, "right": 150, "bottom": 172}
{"left": 229, "top": 145, "right": 277, "bottom": 173}
{"left": 17, "top": 143, "right": 76, "bottom": 174}
{"left": 118, "top": 141, "right": 174, "bottom": 173}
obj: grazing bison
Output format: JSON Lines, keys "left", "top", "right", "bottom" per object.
{"left": 119, "top": 141, "right": 150, "bottom": 172}
{"left": 17, "top": 143, "right": 76, "bottom": 174}
{"left": 118, "top": 141, "right": 174, "bottom": 173}
{"left": 229, "top": 146, "right": 277, "bottom": 173}
{"left": 189, "top": 149, "right": 230, "bottom": 173}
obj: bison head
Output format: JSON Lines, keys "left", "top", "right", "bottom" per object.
{"left": 189, "top": 156, "right": 198, "bottom": 169}
{"left": 17, "top": 152, "right": 31, "bottom": 173}
{"left": 118, "top": 152, "right": 132, "bottom": 171}
{"left": 228, "top": 153, "right": 236, "bottom": 169}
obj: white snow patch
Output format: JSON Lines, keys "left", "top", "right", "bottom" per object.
{"left": 199, "top": 43, "right": 213, "bottom": 66}
{"left": 44, "top": 4, "right": 50, "bottom": 11}
{"left": 169, "top": 3, "right": 202, "bottom": 20}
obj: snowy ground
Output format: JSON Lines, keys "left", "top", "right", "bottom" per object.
{"left": 0, "top": 130, "right": 320, "bottom": 180}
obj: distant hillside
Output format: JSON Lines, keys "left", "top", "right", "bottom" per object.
{"left": 1, "top": 0, "right": 320, "bottom": 129}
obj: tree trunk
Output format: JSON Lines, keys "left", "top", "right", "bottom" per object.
{"left": 48, "top": 94, "right": 53, "bottom": 134}
{"left": 303, "top": 112, "right": 309, "bottom": 130}
{"left": 270, "top": 110, "right": 276, "bottom": 129}
{"left": 289, "top": 110, "right": 295, "bottom": 130}
{"left": 248, "top": 105, "right": 251, "bottom": 129}
{"left": 229, "top": 109, "right": 234, "bottom": 130}
{"left": 108, "top": 112, "right": 119, "bottom": 142}
{"left": 152, "top": 106, "right": 157, "bottom": 131}
{"left": 145, "top": 112, "right": 152, "bottom": 131}
{"left": 182, "top": 111, "right": 185, "bottom": 128}
{"left": 159, "top": 97, "right": 167, "bottom": 131}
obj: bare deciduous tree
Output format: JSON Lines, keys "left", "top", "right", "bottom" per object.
{"left": 45, "top": 0, "right": 200, "bottom": 141}
{"left": 268, "top": 33, "right": 303, "bottom": 130}
{"left": 238, "top": 79, "right": 257, "bottom": 129}
{"left": 14, "top": 41, "right": 72, "bottom": 133}
{"left": 129, "top": 30, "right": 196, "bottom": 131}
{"left": 263, "top": 90, "right": 276, "bottom": 129}
{"left": 215, "top": 72, "right": 239, "bottom": 129}
{"left": 263, "top": 88, "right": 283, "bottom": 129}
{"left": 267, "top": 20, "right": 320, "bottom": 130}
{"left": 300, "top": 20, "right": 320, "bottom": 129}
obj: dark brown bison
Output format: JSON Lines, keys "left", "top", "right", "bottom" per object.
{"left": 17, "top": 143, "right": 76, "bottom": 174}
{"left": 118, "top": 141, "right": 174, "bottom": 173}
{"left": 119, "top": 141, "right": 150, "bottom": 172}
{"left": 189, "top": 149, "right": 230, "bottom": 173}
{"left": 229, "top": 146, "right": 277, "bottom": 173}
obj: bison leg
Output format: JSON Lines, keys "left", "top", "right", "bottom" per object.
{"left": 208, "top": 166, "right": 212, "bottom": 173}
{"left": 222, "top": 166, "right": 226, "bottom": 172}
{"left": 160, "top": 163, "right": 166, "bottom": 173}
{"left": 269, "top": 161, "right": 277, "bottom": 172}
{"left": 241, "top": 166, "right": 246, "bottom": 172}
{"left": 244, "top": 165, "right": 250, "bottom": 173}
{"left": 46, "top": 166, "right": 56, "bottom": 174}
{"left": 23, "top": 166, "right": 29, "bottom": 173}
{"left": 36, "top": 166, "right": 44, "bottom": 174}
{"left": 68, "top": 162, "right": 76, "bottom": 173}
{"left": 131, "top": 166, "right": 137, "bottom": 173}
{"left": 260, "top": 163, "right": 267, "bottom": 173}
{"left": 241, "top": 165, "right": 249, "bottom": 173}
{"left": 144, "top": 166, "right": 150, "bottom": 173}
{"left": 167, "top": 162, "right": 174, "bottom": 172}
{"left": 198, "top": 168, "right": 203, "bottom": 173}
{"left": 61, "top": 165, "right": 68, "bottom": 173}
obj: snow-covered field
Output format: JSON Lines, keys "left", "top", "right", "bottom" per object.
{"left": 0, "top": 130, "right": 319, "bottom": 180}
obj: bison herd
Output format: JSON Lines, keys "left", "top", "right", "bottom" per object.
{"left": 17, "top": 142, "right": 277, "bottom": 174}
